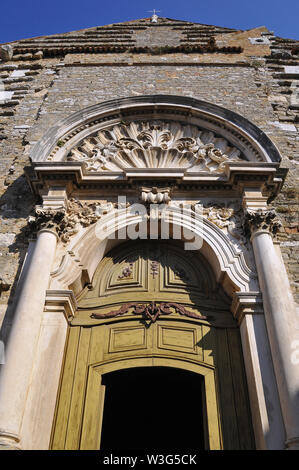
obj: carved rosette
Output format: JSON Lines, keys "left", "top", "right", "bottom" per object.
{"left": 66, "top": 121, "right": 245, "bottom": 174}
{"left": 244, "top": 208, "right": 282, "bottom": 237}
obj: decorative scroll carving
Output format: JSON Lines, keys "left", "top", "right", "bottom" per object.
{"left": 189, "top": 202, "right": 246, "bottom": 245}
{"left": 27, "top": 198, "right": 120, "bottom": 243}
{"left": 244, "top": 208, "right": 282, "bottom": 236}
{"left": 67, "top": 121, "right": 244, "bottom": 173}
{"left": 91, "top": 301, "right": 207, "bottom": 324}
{"left": 203, "top": 205, "right": 235, "bottom": 229}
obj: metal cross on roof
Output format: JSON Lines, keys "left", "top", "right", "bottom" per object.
{"left": 148, "top": 8, "right": 161, "bottom": 23}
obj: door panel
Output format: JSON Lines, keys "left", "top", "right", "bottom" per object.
{"left": 50, "top": 241, "right": 254, "bottom": 450}
{"left": 51, "top": 321, "right": 254, "bottom": 450}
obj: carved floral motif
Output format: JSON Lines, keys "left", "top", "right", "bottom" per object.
{"left": 67, "top": 121, "right": 244, "bottom": 174}
{"left": 202, "top": 204, "right": 247, "bottom": 244}
{"left": 203, "top": 205, "right": 235, "bottom": 229}
{"left": 27, "top": 199, "right": 127, "bottom": 243}
{"left": 118, "top": 263, "right": 134, "bottom": 280}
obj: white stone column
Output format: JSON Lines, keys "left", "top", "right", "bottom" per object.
{"left": 247, "top": 210, "right": 299, "bottom": 450}
{"left": 240, "top": 314, "right": 285, "bottom": 449}
{"left": 19, "top": 308, "right": 68, "bottom": 450}
{"left": 232, "top": 293, "right": 285, "bottom": 449}
{"left": 0, "top": 229, "right": 57, "bottom": 449}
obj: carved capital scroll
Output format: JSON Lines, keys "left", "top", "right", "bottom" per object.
{"left": 244, "top": 208, "right": 282, "bottom": 237}
{"left": 27, "top": 198, "right": 102, "bottom": 242}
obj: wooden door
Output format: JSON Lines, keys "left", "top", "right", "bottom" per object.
{"left": 50, "top": 241, "right": 254, "bottom": 450}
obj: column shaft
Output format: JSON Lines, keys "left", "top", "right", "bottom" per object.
{"left": 0, "top": 230, "right": 57, "bottom": 449}
{"left": 252, "top": 231, "right": 299, "bottom": 449}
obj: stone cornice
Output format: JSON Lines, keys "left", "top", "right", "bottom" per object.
{"left": 28, "top": 161, "right": 284, "bottom": 200}
{"left": 11, "top": 43, "right": 243, "bottom": 59}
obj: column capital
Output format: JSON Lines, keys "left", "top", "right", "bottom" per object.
{"left": 244, "top": 208, "right": 282, "bottom": 239}
{"left": 27, "top": 198, "right": 102, "bottom": 244}
{"left": 27, "top": 206, "right": 66, "bottom": 239}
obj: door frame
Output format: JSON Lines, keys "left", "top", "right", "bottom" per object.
{"left": 79, "top": 356, "right": 221, "bottom": 450}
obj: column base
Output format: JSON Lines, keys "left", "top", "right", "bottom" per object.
{"left": 0, "top": 432, "right": 21, "bottom": 450}
{"left": 286, "top": 437, "right": 299, "bottom": 450}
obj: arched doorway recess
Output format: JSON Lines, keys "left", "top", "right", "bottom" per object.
{"left": 1, "top": 95, "right": 294, "bottom": 451}
{"left": 51, "top": 241, "right": 254, "bottom": 450}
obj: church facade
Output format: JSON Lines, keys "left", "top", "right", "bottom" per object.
{"left": 0, "top": 15, "right": 298, "bottom": 450}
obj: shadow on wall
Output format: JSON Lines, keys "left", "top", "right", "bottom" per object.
{"left": 0, "top": 171, "right": 37, "bottom": 347}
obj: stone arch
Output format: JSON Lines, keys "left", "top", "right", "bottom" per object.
{"left": 50, "top": 207, "right": 258, "bottom": 302}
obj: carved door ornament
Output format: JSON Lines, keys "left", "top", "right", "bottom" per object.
{"left": 117, "top": 263, "right": 134, "bottom": 280}
{"left": 150, "top": 260, "right": 159, "bottom": 279}
{"left": 91, "top": 301, "right": 207, "bottom": 324}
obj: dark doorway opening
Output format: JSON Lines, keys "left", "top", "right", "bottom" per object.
{"left": 100, "top": 366, "right": 205, "bottom": 450}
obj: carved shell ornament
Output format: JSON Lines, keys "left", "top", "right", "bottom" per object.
{"left": 67, "top": 121, "right": 245, "bottom": 173}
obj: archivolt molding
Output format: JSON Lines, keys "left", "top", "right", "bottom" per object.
{"left": 30, "top": 96, "right": 282, "bottom": 172}
{"left": 49, "top": 205, "right": 259, "bottom": 297}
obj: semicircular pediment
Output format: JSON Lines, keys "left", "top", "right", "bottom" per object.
{"left": 31, "top": 96, "right": 282, "bottom": 177}
{"left": 66, "top": 120, "right": 245, "bottom": 174}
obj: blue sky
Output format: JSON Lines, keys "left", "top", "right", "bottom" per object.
{"left": 1, "top": 0, "right": 298, "bottom": 43}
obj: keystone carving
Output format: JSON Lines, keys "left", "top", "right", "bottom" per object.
{"left": 140, "top": 186, "right": 171, "bottom": 204}
{"left": 67, "top": 121, "right": 244, "bottom": 173}
{"left": 244, "top": 208, "right": 282, "bottom": 236}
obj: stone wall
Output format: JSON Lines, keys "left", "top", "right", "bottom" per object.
{"left": 0, "top": 19, "right": 298, "bottom": 328}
